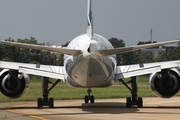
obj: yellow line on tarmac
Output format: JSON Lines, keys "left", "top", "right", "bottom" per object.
{"left": 30, "top": 115, "right": 48, "bottom": 120}
{"left": 6, "top": 105, "right": 49, "bottom": 120}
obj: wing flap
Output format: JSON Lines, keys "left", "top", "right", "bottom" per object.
{"left": 99, "top": 40, "right": 180, "bottom": 55}
{"left": 19, "top": 66, "right": 65, "bottom": 80}
{"left": 115, "top": 65, "right": 161, "bottom": 79}
{"left": 0, "top": 61, "right": 65, "bottom": 80}
{"left": 115, "top": 60, "right": 180, "bottom": 79}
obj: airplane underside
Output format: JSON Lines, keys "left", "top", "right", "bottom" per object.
{"left": 65, "top": 54, "right": 116, "bottom": 88}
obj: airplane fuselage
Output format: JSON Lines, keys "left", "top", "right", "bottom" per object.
{"left": 64, "top": 34, "right": 116, "bottom": 88}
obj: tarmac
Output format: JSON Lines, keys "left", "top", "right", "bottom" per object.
{"left": 0, "top": 97, "right": 180, "bottom": 120}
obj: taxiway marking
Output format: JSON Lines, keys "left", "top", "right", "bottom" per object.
{"left": 6, "top": 104, "right": 49, "bottom": 120}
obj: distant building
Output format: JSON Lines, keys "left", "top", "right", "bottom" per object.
{"left": 141, "top": 46, "right": 175, "bottom": 57}
{"left": 49, "top": 45, "right": 62, "bottom": 48}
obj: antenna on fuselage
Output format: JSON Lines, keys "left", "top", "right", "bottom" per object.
{"left": 87, "top": 0, "right": 93, "bottom": 39}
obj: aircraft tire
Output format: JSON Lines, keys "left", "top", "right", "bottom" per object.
{"left": 49, "top": 98, "right": 54, "bottom": 108}
{"left": 37, "top": 98, "right": 43, "bottom": 108}
{"left": 90, "top": 95, "right": 94, "bottom": 103}
{"left": 126, "top": 97, "right": 132, "bottom": 108}
{"left": 138, "top": 97, "right": 143, "bottom": 108}
{"left": 84, "top": 95, "right": 89, "bottom": 103}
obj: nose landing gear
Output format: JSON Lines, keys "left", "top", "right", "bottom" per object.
{"left": 84, "top": 88, "right": 95, "bottom": 103}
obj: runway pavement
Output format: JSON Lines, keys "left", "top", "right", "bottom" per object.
{"left": 0, "top": 97, "right": 180, "bottom": 120}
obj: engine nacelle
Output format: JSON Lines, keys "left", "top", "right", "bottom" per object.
{"left": 0, "top": 69, "right": 30, "bottom": 99}
{"left": 149, "top": 68, "right": 180, "bottom": 98}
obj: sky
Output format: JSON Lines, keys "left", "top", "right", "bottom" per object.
{"left": 0, "top": 0, "right": 180, "bottom": 46}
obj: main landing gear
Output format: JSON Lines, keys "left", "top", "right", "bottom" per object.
{"left": 119, "top": 76, "right": 143, "bottom": 108}
{"left": 84, "top": 88, "right": 95, "bottom": 103}
{"left": 37, "top": 77, "right": 61, "bottom": 108}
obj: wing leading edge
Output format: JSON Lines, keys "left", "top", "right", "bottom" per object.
{"left": 0, "top": 40, "right": 81, "bottom": 56}
{"left": 99, "top": 39, "right": 180, "bottom": 56}
{"left": 1, "top": 39, "right": 180, "bottom": 56}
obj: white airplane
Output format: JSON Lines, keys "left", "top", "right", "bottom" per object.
{"left": 0, "top": 0, "right": 180, "bottom": 108}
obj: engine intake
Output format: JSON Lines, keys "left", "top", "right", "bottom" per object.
{"left": 149, "top": 68, "right": 180, "bottom": 98}
{"left": 0, "top": 69, "right": 30, "bottom": 99}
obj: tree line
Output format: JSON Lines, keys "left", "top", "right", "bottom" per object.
{"left": 0, "top": 37, "right": 63, "bottom": 65}
{"left": 0, "top": 37, "right": 179, "bottom": 66}
{"left": 108, "top": 37, "right": 180, "bottom": 65}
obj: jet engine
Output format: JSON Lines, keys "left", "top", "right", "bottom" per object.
{"left": 149, "top": 68, "right": 180, "bottom": 98}
{"left": 0, "top": 69, "right": 30, "bottom": 99}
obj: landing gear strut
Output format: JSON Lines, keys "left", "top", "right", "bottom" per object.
{"left": 84, "top": 88, "right": 95, "bottom": 103}
{"left": 37, "top": 77, "right": 61, "bottom": 108}
{"left": 119, "top": 76, "right": 143, "bottom": 108}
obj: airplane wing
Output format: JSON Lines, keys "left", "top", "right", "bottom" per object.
{"left": 0, "top": 61, "right": 65, "bottom": 80}
{"left": 1, "top": 39, "right": 180, "bottom": 56}
{"left": 99, "top": 39, "right": 180, "bottom": 56}
{"left": 115, "top": 60, "right": 180, "bottom": 79}
{"left": 0, "top": 40, "right": 81, "bottom": 56}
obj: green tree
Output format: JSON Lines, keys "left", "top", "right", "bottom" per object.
{"left": 120, "top": 51, "right": 140, "bottom": 65}
{"left": 62, "top": 41, "right": 70, "bottom": 47}
{"left": 137, "top": 41, "right": 157, "bottom": 45}
{"left": 139, "top": 51, "right": 154, "bottom": 63}
{"left": 108, "top": 38, "right": 125, "bottom": 65}
{"left": 108, "top": 37, "right": 125, "bottom": 48}
{"left": 154, "top": 46, "right": 180, "bottom": 62}
{"left": 154, "top": 51, "right": 169, "bottom": 62}
{"left": 167, "top": 46, "right": 180, "bottom": 60}
{"left": 0, "top": 37, "right": 63, "bottom": 65}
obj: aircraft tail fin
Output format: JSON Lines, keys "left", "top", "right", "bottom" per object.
{"left": 87, "top": 0, "right": 93, "bottom": 39}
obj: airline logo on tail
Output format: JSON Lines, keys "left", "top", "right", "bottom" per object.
{"left": 87, "top": 0, "right": 93, "bottom": 39}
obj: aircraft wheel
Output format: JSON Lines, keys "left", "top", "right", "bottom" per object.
{"left": 90, "top": 95, "right": 94, "bottom": 103}
{"left": 138, "top": 97, "right": 143, "bottom": 108}
{"left": 37, "top": 98, "right": 43, "bottom": 108}
{"left": 49, "top": 98, "right": 54, "bottom": 108}
{"left": 126, "top": 97, "right": 132, "bottom": 108}
{"left": 84, "top": 95, "right": 89, "bottom": 103}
